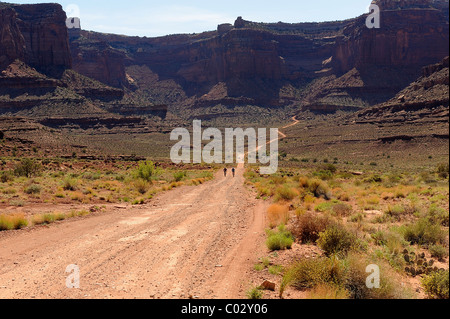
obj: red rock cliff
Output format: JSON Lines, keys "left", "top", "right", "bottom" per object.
{"left": 333, "top": 1, "right": 449, "bottom": 74}
{"left": 0, "top": 6, "right": 25, "bottom": 69}
{"left": 1, "top": 3, "right": 72, "bottom": 77}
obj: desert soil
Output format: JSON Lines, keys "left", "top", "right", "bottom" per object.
{"left": 0, "top": 164, "right": 270, "bottom": 299}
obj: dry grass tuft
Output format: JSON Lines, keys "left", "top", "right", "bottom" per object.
{"left": 267, "top": 204, "right": 290, "bottom": 228}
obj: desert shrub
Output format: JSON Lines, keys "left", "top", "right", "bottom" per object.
{"left": 338, "top": 192, "right": 350, "bottom": 202}
{"left": 24, "top": 184, "right": 42, "bottom": 195}
{"left": 14, "top": 158, "right": 41, "bottom": 178}
{"left": 10, "top": 199, "right": 25, "bottom": 207}
{"left": 364, "top": 174, "right": 383, "bottom": 183}
{"left": 394, "top": 189, "right": 406, "bottom": 199}
{"left": 372, "top": 231, "right": 407, "bottom": 251}
{"left": 349, "top": 213, "right": 364, "bottom": 223}
{"left": 332, "top": 203, "right": 353, "bottom": 217}
{"left": 307, "top": 179, "right": 332, "bottom": 200}
{"left": 173, "top": 171, "right": 187, "bottom": 182}
{"left": 62, "top": 177, "right": 78, "bottom": 191}
{"left": 293, "top": 211, "right": 332, "bottom": 244}
{"left": 246, "top": 287, "right": 263, "bottom": 299}
{"left": 422, "top": 270, "right": 449, "bottom": 299}
{"left": 322, "top": 164, "right": 337, "bottom": 174}
{"left": 0, "top": 171, "right": 14, "bottom": 183}
{"left": 134, "top": 179, "right": 150, "bottom": 194}
{"left": 268, "top": 265, "right": 284, "bottom": 275}
{"left": 280, "top": 257, "right": 346, "bottom": 297}
{"left": 436, "top": 163, "right": 449, "bottom": 179}
{"left": 371, "top": 231, "right": 408, "bottom": 270}
{"left": 313, "top": 164, "right": 337, "bottom": 180}
{"left": 429, "top": 244, "right": 449, "bottom": 261}
{"left": 0, "top": 213, "right": 28, "bottom": 231}
{"left": 427, "top": 204, "right": 449, "bottom": 227}
{"left": 402, "top": 218, "right": 446, "bottom": 246}
{"left": 274, "top": 185, "right": 297, "bottom": 202}
{"left": 344, "top": 253, "right": 411, "bottom": 299}
{"left": 266, "top": 225, "right": 294, "bottom": 251}
{"left": 317, "top": 223, "right": 357, "bottom": 256}
{"left": 384, "top": 205, "right": 406, "bottom": 220}
{"left": 281, "top": 253, "right": 411, "bottom": 299}
{"left": 135, "top": 161, "right": 158, "bottom": 181}
{"left": 420, "top": 171, "right": 437, "bottom": 184}
{"left": 33, "top": 213, "right": 66, "bottom": 226}
{"left": 82, "top": 172, "right": 102, "bottom": 180}
{"left": 315, "top": 201, "right": 334, "bottom": 213}
{"left": 267, "top": 204, "right": 290, "bottom": 228}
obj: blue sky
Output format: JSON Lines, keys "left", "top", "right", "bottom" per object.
{"left": 10, "top": 0, "right": 371, "bottom": 37}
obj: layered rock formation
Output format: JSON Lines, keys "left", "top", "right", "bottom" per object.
{"left": 0, "top": 5, "right": 25, "bottom": 69}
{"left": 1, "top": 0, "right": 449, "bottom": 122}
{"left": 357, "top": 56, "right": 449, "bottom": 121}
{"left": 0, "top": 2, "right": 167, "bottom": 138}
{"left": 69, "top": 31, "right": 129, "bottom": 88}
{"left": 332, "top": 4, "right": 449, "bottom": 74}
{"left": 1, "top": 3, "right": 72, "bottom": 77}
{"left": 68, "top": 0, "right": 449, "bottom": 113}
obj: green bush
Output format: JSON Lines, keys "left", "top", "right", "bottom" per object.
{"left": 25, "top": 184, "right": 42, "bottom": 195}
{"left": 427, "top": 204, "right": 449, "bottom": 227}
{"left": 280, "top": 257, "right": 346, "bottom": 297}
{"left": 82, "top": 172, "right": 102, "bottom": 180}
{"left": 14, "top": 158, "right": 41, "bottom": 178}
{"left": 266, "top": 225, "right": 294, "bottom": 251}
{"left": 62, "top": 177, "right": 78, "bottom": 191}
{"left": 173, "top": 171, "right": 187, "bottom": 182}
{"left": 429, "top": 244, "right": 449, "bottom": 261}
{"left": 246, "top": 287, "right": 263, "bottom": 299}
{"left": 384, "top": 204, "right": 419, "bottom": 221}
{"left": 281, "top": 253, "right": 412, "bottom": 299}
{"left": 436, "top": 163, "right": 449, "bottom": 179}
{"left": 402, "top": 218, "right": 446, "bottom": 246}
{"left": 422, "top": 270, "right": 449, "bottom": 299}
{"left": 315, "top": 201, "right": 334, "bottom": 212}
{"left": 317, "top": 224, "right": 357, "bottom": 256}
{"left": 307, "top": 179, "right": 332, "bottom": 200}
{"left": 135, "top": 161, "right": 158, "bottom": 181}
{"left": 344, "top": 253, "right": 410, "bottom": 299}
{"left": 0, "top": 171, "right": 14, "bottom": 183}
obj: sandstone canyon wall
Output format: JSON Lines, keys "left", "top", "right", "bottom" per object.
{"left": 1, "top": 3, "right": 72, "bottom": 77}
{"left": 67, "top": 0, "right": 449, "bottom": 110}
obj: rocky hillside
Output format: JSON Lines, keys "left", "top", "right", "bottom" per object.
{"left": 0, "top": 2, "right": 169, "bottom": 156}
{"left": 355, "top": 56, "right": 449, "bottom": 124}
{"left": 68, "top": 0, "right": 449, "bottom": 116}
{"left": 0, "top": 0, "right": 449, "bottom": 158}
{"left": 0, "top": 2, "right": 71, "bottom": 77}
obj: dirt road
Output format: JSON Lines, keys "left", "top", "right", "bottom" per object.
{"left": 0, "top": 165, "right": 268, "bottom": 299}
{"left": 0, "top": 117, "right": 300, "bottom": 300}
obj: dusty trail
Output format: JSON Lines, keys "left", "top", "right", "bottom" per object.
{"left": 0, "top": 117, "right": 299, "bottom": 300}
{"left": 0, "top": 166, "right": 267, "bottom": 299}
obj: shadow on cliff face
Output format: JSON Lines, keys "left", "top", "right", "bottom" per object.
{"left": 181, "top": 77, "right": 288, "bottom": 108}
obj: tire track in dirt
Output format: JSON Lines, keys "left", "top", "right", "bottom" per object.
{"left": 0, "top": 166, "right": 264, "bottom": 299}
{"left": 0, "top": 116, "right": 299, "bottom": 299}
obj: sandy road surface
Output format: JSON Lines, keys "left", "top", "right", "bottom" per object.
{"left": 0, "top": 165, "right": 268, "bottom": 299}
{"left": 0, "top": 117, "right": 299, "bottom": 300}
